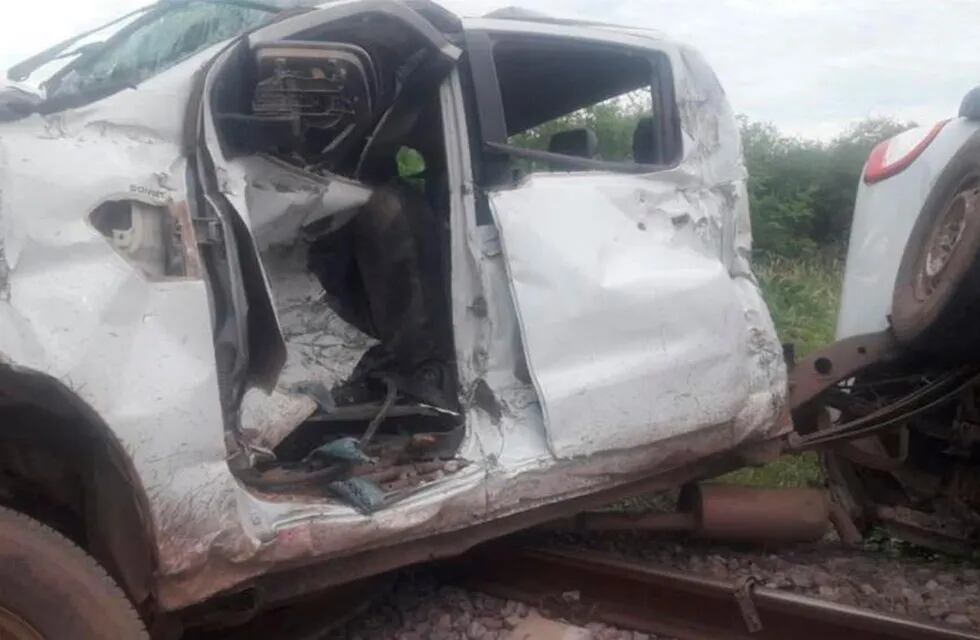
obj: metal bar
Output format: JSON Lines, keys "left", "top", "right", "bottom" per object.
{"left": 791, "top": 371, "right": 980, "bottom": 450}
{"left": 452, "top": 546, "right": 980, "bottom": 640}
{"left": 788, "top": 331, "right": 899, "bottom": 411}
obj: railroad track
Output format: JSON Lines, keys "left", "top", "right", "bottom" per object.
{"left": 449, "top": 546, "right": 980, "bottom": 640}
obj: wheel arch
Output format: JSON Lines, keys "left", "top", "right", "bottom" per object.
{"left": 0, "top": 363, "right": 158, "bottom": 614}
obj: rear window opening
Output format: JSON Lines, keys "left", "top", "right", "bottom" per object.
{"left": 479, "top": 35, "right": 681, "bottom": 179}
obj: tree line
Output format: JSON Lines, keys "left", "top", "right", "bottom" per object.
{"left": 512, "top": 98, "right": 913, "bottom": 259}
{"left": 740, "top": 115, "right": 912, "bottom": 258}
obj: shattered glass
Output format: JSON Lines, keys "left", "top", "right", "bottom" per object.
{"left": 49, "top": 3, "right": 274, "bottom": 101}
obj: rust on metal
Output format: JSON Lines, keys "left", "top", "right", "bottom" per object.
{"left": 876, "top": 505, "right": 976, "bottom": 557}
{"left": 827, "top": 500, "right": 863, "bottom": 546}
{"left": 734, "top": 576, "right": 763, "bottom": 633}
{"left": 194, "top": 450, "right": 757, "bottom": 610}
{"left": 789, "top": 370, "right": 980, "bottom": 451}
{"left": 911, "top": 186, "right": 979, "bottom": 303}
{"left": 451, "top": 546, "right": 980, "bottom": 640}
{"left": 833, "top": 431, "right": 909, "bottom": 472}
{"left": 681, "top": 484, "right": 832, "bottom": 545}
{"left": 168, "top": 200, "right": 203, "bottom": 279}
{"left": 551, "top": 484, "right": 861, "bottom": 547}
{"left": 789, "top": 331, "right": 899, "bottom": 414}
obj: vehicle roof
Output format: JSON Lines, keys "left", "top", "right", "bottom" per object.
{"left": 299, "top": 1, "right": 675, "bottom": 47}
{"left": 459, "top": 10, "right": 676, "bottom": 50}
{"left": 478, "top": 6, "right": 656, "bottom": 33}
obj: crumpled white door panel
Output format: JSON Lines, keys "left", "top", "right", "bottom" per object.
{"left": 491, "top": 174, "right": 785, "bottom": 459}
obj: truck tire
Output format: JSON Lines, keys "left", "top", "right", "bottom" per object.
{"left": 0, "top": 506, "right": 148, "bottom": 639}
{"left": 891, "top": 130, "right": 980, "bottom": 357}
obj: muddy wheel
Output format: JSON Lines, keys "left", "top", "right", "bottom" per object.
{"left": 891, "top": 131, "right": 980, "bottom": 357}
{"left": 0, "top": 506, "right": 147, "bottom": 639}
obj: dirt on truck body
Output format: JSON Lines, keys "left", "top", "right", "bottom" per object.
{"left": 0, "top": 1, "right": 788, "bottom": 637}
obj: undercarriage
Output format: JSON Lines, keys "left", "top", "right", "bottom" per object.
{"left": 790, "top": 332, "right": 980, "bottom": 554}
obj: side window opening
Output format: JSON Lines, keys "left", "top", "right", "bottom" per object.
{"left": 508, "top": 88, "right": 655, "bottom": 172}
{"left": 473, "top": 34, "right": 680, "bottom": 184}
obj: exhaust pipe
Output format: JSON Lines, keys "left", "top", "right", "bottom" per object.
{"left": 556, "top": 484, "right": 861, "bottom": 546}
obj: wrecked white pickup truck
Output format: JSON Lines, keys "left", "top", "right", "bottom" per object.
{"left": 0, "top": 1, "right": 787, "bottom": 637}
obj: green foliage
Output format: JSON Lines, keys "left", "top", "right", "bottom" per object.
{"left": 863, "top": 527, "right": 980, "bottom": 564}
{"left": 755, "top": 254, "right": 843, "bottom": 356}
{"left": 504, "top": 89, "right": 916, "bottom": 494}
{"left": 509, "top": 90, "right": 652, "bottom": 165}
{"left": 514, "top": 101, "right": 912, "bottom": 491}
{"left": 512, "top": 97, "right": 911, "bottom": 260}
{"left": 721, "top": 256, "right": 843, "bottom": 489}
{"left": 721, "top": 453, "right": 824, "bottom": 489}
{"left": 721, "top": 256, "right": 842, "bottom": 490}
{"left": 740, "top": 115, "right": 915, "bottom": 259}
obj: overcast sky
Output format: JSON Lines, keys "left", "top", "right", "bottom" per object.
{"left": 1, "top": 0, "right": 975, "bottom": 140}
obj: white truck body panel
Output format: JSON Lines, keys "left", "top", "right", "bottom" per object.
{"left": 837, "top": 118, "right": 980, "bottom": 339}
{"left": 0, "top": 2, "right": 787, "bottom": 608}
{"left": 491, "top": 172, "right": 783, "bottom": 459}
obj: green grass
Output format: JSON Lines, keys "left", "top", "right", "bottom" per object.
{"left": 721, "top": 452, "right": 823, "bottom": 488}
{"left": 722, "top": 255, "right": 844, "bottom": 488}
{"left": 754, "top": 254, "right": 843, "bottom": 358}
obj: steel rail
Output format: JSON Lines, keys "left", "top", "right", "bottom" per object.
{"left": 451, "top": 546, "right": 980, "bottom": 640}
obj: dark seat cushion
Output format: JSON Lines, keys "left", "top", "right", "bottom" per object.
{"left": 547, "top": 128, "right": 598, "bottom": 158}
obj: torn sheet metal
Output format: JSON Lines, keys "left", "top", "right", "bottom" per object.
{"left": 226, "top": 155, "right": 372, "bottom": 252}
{"left": 0, "top": 51, "right": 247, "bottom": 586}
{"left": 0, "top": 3, "right": 789, "bottom": 615}
{"left": 227, "top": 155, "right": 376, "bottom": 449}
{"left": 160, "top": 24, "right": 785, "bottom": 608}
{"left": 157, "top": 30, "right": 786, "bottom": 607}
{"left": 240, "top": 245, "right": 377, "bottom": 450}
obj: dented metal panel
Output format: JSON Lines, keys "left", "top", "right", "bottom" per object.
{"left": 0, "top": 2, "right": 789, "bottom": 614}
{"left": 0, "top": 51, "right": 242, "bottom": 583}
{"left": 162, "top": 18, "right": 784, "bottom": 607}
{"left": 490, "top": 176, "right": 777, "bottom": 458}
{"left": 486, "top": 37, "right": 786, "bottom": 459}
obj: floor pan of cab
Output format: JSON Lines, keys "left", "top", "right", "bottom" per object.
{"left": 240, "top": 410, "right": 469, "bottom": 512}
{"left": 238, "top": 191, "right": 467, "bottom": 512}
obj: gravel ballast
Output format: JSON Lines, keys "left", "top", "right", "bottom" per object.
{"left": 546, "top": 531, "right": 980, "bottom": 631}
{"left": 322, "top": 572, "right": 662, "bottom": 640}
{"left": 206, "top": 533, "right": 980, "bottom": 638}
